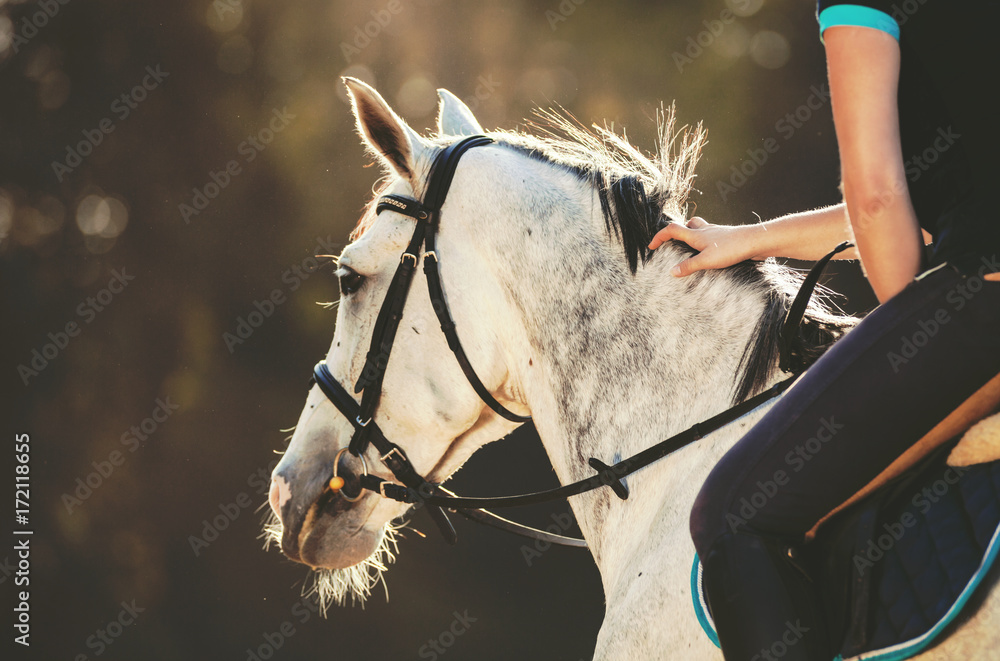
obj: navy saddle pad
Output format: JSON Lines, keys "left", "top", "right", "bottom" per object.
{"left": 693, "top": 441, "right": 1000, "bottom": 660}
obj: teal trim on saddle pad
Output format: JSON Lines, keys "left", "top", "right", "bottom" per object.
{"left": 691, "top": 520, "right": 1000, "bottom": 661}
{"left": 840, "top": 520, "right": 1000, "bottom": 661}
{"left": 690, "top": 553, "right": 720, "bottom": 649}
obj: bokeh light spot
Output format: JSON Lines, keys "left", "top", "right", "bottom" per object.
{"left": 102, "top": 197, "right": 128, "bottom": 238}
{"left": 396, "top": 75, "right": 436, "bottom": 118}
{"left": 76, "top": 194, "right": 128, "bottom": 239}
{"left": 39, "top": 69, "right": 71, "bottom": 110}
{"left": 750, "top": 30, "right": 790, "bottom": 70}
{"left": 206, "top": 0, "right": 243, "bottom": 33}
{"left": 0, "top": 15, "right": 13, "bottom": 56}
{"left": 23, "top": 44, "right": 57, "bottom": 80}
{"left": 711, "top": 22, "right": 750, "bottom": 59}
{"left": 15, "top": 204, "right": 62, "bottom": 246}
{"left": 0, "top": 189, "right": 13, "bottom": 243}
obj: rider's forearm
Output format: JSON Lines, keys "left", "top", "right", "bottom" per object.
{"left": 746, "top": 203, "right": 860, "bottom": 261}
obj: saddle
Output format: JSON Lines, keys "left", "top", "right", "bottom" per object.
{"left": 693, "top": 372, "right": 1000, "bottom": 660}
{"left": 808, "top": 371, "right": 1000, "bottom": 539}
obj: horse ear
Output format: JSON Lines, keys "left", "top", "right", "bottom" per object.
{"left": 343, "top": 77, "right": 427, "bottom": 181}
{"left": 436, "top": 88, "right": 485, "bottom": 137}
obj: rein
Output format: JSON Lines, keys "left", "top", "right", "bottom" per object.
{"left": 312, "top": 133, "right": 851, "bottom": 548}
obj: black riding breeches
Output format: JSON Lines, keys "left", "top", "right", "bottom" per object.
{"left": 691, "top": 260, "right": 1000, "bottom": 556}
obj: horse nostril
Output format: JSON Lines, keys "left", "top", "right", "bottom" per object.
{"left": 269, "top": 476, "right": 291, "bottom": 519}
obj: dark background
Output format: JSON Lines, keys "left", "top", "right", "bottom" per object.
{"left": 0, "top": 1, "right": 876, "bottom": 659}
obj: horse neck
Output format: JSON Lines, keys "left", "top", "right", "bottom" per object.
{"left": 475, "top": 167, "right": 781, "bottom": 586}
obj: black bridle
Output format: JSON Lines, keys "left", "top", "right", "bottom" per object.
{"left": 311, "top": 133, "right": 851, "bottom": 548}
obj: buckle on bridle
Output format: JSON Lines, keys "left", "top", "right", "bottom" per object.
{"left": 400, "top": 253, "right": 418, "bottom": 267}
{"left": 356, "top": 415, "right": 371, "bottom": 427}
{"left": 380, "top": 446, "right": 405, "bottom": 464}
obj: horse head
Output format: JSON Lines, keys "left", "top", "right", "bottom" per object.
{"left": 265, "top": 78, "right": 529, "bottom": 604}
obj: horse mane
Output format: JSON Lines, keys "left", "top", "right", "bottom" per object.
{"left": 490, "top": 107, "right": 856, "bottom": 403}
{"left": 494, "top": 106, "right": 700, "bottom": 274}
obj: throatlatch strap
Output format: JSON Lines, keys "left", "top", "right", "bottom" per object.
{"left": 779, "top": 240, "right": 853, "bottom": 374}
{"left": 422, "top": 251, "right": 531, "bottom": 423}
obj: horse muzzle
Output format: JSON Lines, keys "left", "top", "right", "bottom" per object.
{"left": 269, "top": 449, "right": 379, "bottom": 568}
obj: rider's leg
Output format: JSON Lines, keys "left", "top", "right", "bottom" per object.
{"left": 691, "top": 264, "right": 1000, "bottom": 660}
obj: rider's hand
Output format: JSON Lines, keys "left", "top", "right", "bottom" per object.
{"left": 648, "top": 217, "right": 763, "bottom": 277}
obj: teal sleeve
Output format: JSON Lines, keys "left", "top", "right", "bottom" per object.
{"left": 819, "top": 5, "right": 900, "bottom": 42}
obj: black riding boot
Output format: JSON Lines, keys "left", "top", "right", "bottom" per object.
{"left": 701, "top": 531, "right": 831, "bottom": 661}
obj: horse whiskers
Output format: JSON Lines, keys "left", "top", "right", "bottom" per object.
{"left": 260, "top": 509, "right": 283, "bottom": 552}
{"left": 305, "top": 521, "right": 401, "bottom": 614}
{"left": 260, "top": 511, "right": 402, "bottom": 614}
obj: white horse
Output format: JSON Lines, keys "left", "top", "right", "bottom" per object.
{"left": 264, "top": 78, "right": 1000, "bottom": 660}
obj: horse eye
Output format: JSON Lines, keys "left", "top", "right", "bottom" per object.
{"left": 337, "top": 267, "right": 365, "bottom": 296}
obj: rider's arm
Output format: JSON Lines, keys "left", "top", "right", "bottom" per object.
{"left": 648, "top": 204, "right": 859, "bottom": 277}
{"left": 652, "top": 6, "right": 927, "bottom": 301}
{"left": 824, "top": 22, "right": 922, "bottom": 302}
